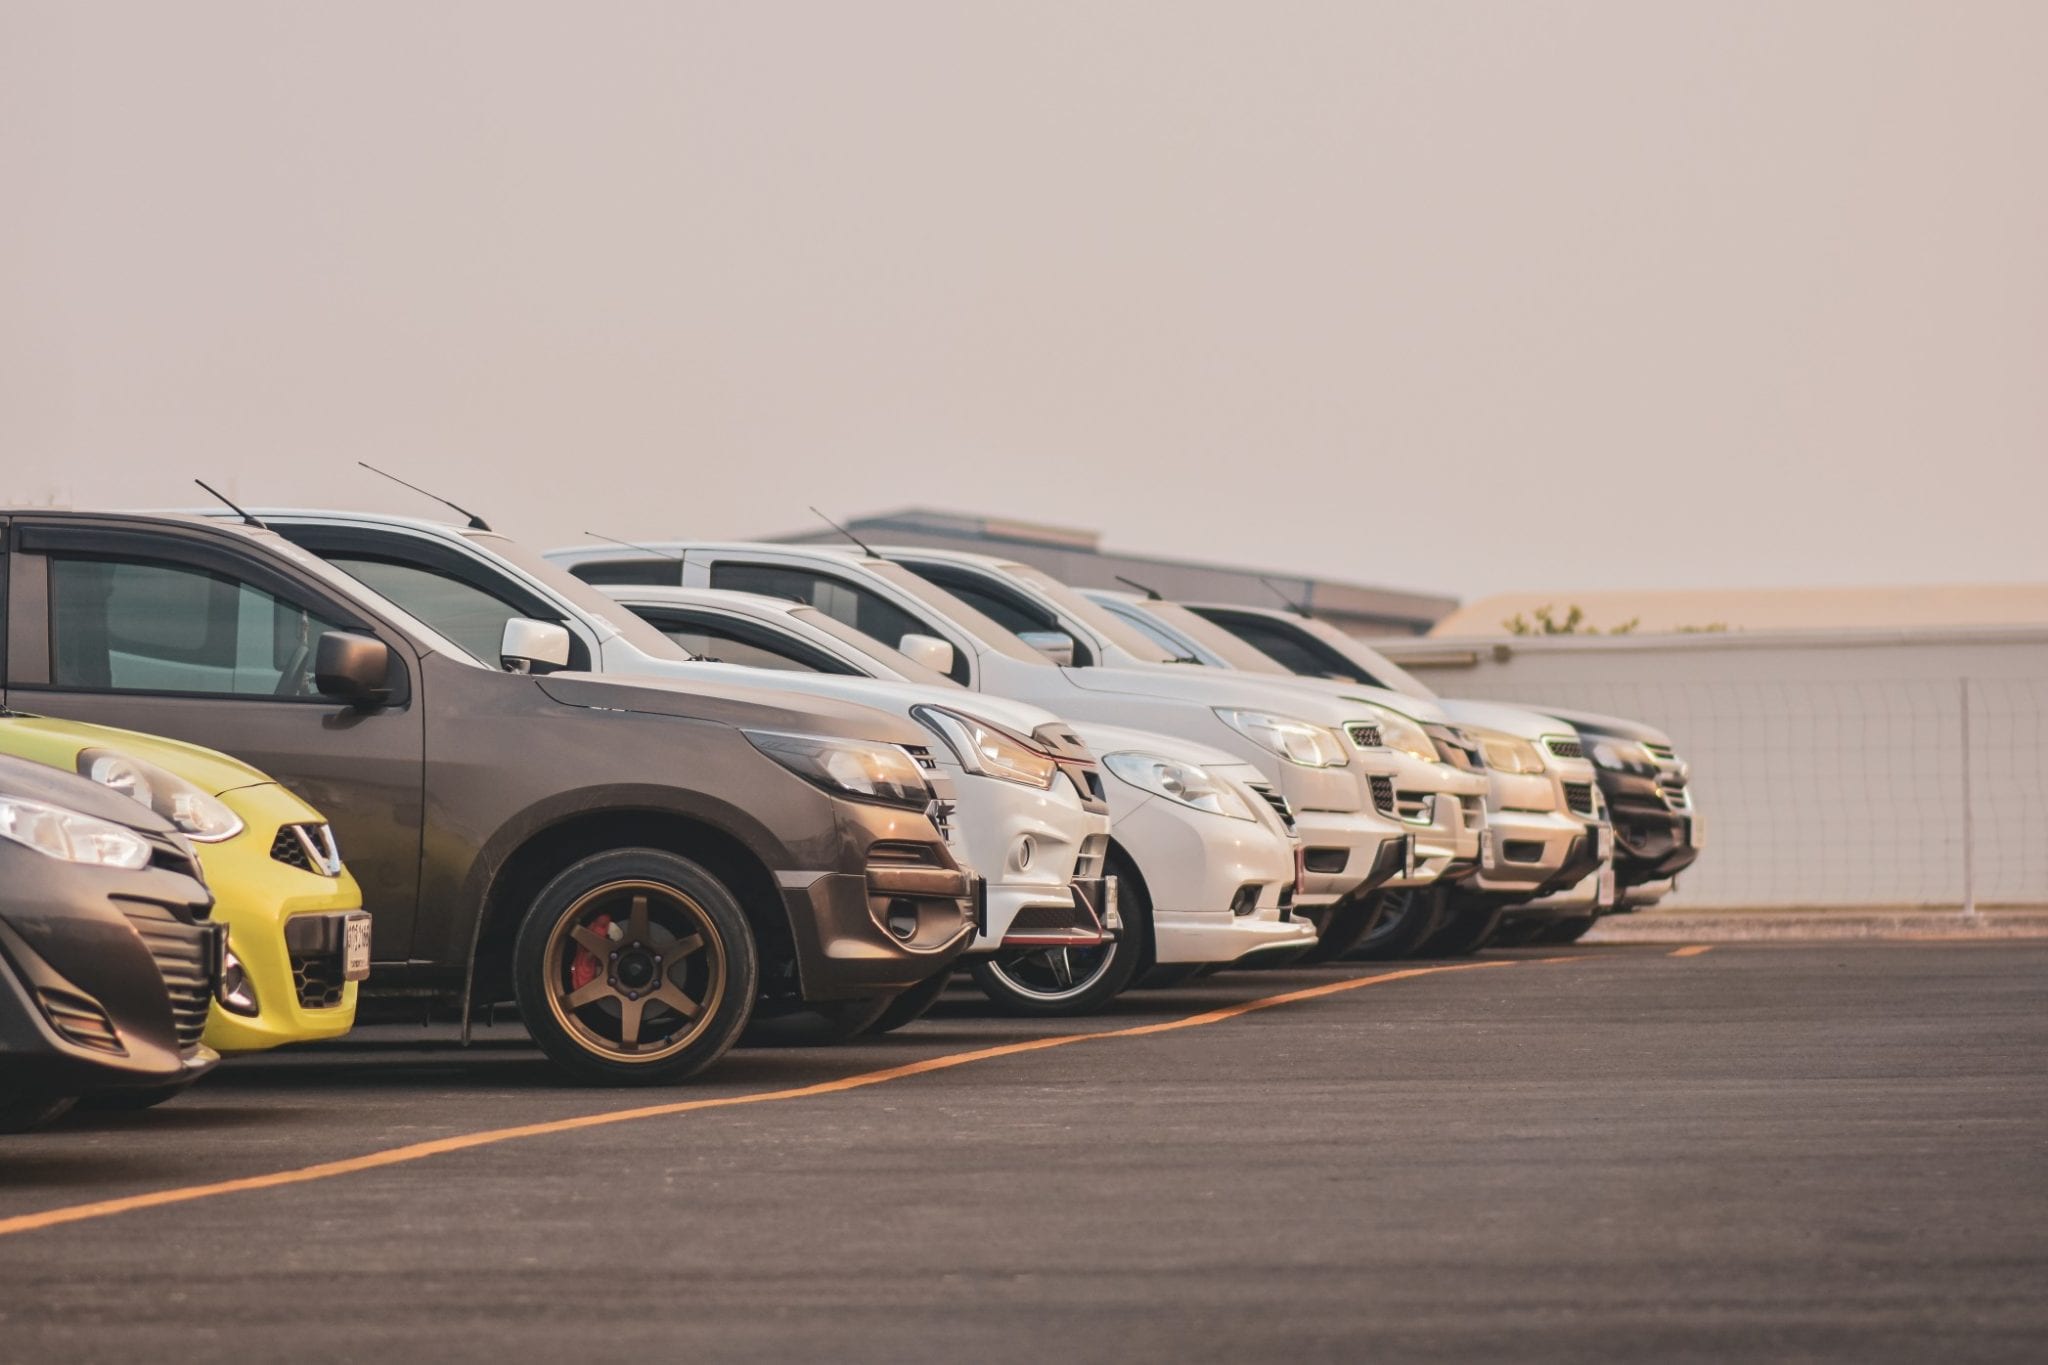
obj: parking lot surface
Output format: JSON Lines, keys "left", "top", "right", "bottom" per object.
{"left": 2, "top": 942, "right": 2044, "bottom": 1363}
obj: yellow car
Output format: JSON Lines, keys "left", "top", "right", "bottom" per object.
{"left": 0, "top": 714, "right": 369, "bottom": 1052}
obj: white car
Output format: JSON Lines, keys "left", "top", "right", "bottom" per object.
{"left": 548, "top": 540, "right": 1424, "bottom": 961}
{"left": 1169, "top": 599, "right": 1645, "bottom": 942}
{"left": 1084, "top": 590, "right": 1615, "bottom": 953}
{"left": 595, "top": 584, "right": 1315, "bottom": 1008}
{"left": 236, "top": 510, "right": 1114, "bottom": 1026}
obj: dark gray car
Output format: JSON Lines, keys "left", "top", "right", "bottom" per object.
{"left": 0, "top": 510, "right": 975, "bottom": 1084}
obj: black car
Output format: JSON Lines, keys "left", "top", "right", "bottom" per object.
{"left": 0, "top": 753, "right": 223, "bottom": 1132}
{"left": 1543, "top": 708, "right": 1703, "bottom": 900}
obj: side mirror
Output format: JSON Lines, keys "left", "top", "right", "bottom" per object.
{"left": 1017, "top": 630, "right": 1076, "bottom": 667}
{"left": 500, "top": 618, "right": 573, "bottom": 675}
{"left": 314, "top": 631, "right": 393, "bottom": 707}
{"left": 896, "top": 633, "right": 956, "bottom": 675}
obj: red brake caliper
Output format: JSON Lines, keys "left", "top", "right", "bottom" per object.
{"left": 569, "top": 914, "right": 613, "bottom": 992}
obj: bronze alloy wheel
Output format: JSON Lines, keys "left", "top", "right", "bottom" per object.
{"left": 541, "top": 880, "right": 728, "bottom": 1064}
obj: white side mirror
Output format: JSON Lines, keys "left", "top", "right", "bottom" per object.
{"left": 500, "top": 618, "right": 573, "bottom": 674}
{"left": 897, "top": 633, "right": 956, "bottom": 675}
{"left": 1018, "top": 630, "right": 1076, "bottom": 667}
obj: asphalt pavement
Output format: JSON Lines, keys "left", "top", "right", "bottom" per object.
{"left": 2, "top": 942, "right": 2044, "bottom": 1363}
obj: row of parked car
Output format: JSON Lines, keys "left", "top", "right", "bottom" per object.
{"left": 0, "top": 493, "right": 1703, "bottom": 1130}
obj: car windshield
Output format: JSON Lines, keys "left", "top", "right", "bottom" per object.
{"left": 999, "top": 564, "right": 1182, "bottom": 665}
{"left": 787, "top": 605, "right": 963, "bottom": 689}
{"left": 860, "top": 561, "right": 1051, "bottom": 666}
{"left": 465, "top": 532, "right": 693, "bottom": 660}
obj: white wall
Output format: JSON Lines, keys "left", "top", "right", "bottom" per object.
{"left": 1380, "top": 628, "right": 2048, "bottom": 911}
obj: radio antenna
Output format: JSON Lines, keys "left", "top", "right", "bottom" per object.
{"left": 583, "top": 531, "right": 683, "bottom": 560}
{"left": 809, "top": 507, "right": 877, "bottom": 557}
{"left": 195, "top": 479, "right": 266, "bottom": 529}
{"left": 358, "top": 461, "right": 492, "bottom": 531}
{"left": 1114, "top": 574, "right": 1164, "bottom": 600}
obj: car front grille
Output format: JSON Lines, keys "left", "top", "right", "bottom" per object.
{"left": 1660, "top": 784, "right": 1691, "bottom": 812}
{"left": 1007, "top": 903, "right": 1090, "bottom": 933}
{"left": 1346, "top": 722, "right": 1383, "bottom": 749}
{"left": 1563, "top": 781, "right": 1597, "bottom": 817}
{"left": 1369, "top": 775, "right": 1396, "bottom": 814}
{"left": 903, "top": 743, "right": 939, "bottom": 771}
{"left": 1395, "top": 792, "right": 1432, "bottom": 822}
{"left": 291, "top": 954, "right": 348, "bottom": 1010}
{"left": 1546, "top": 737, "right": 1584, "bottom": 760}
{"left": 117, "top": 902, "right": 216, "bottom": 1057}
{"left": 926, "top": 799, "right": 956, "bottom": 843}
{"left": 1244, "top": 781, "right": 1296, "bottom": 833}
{"left": 271, "top": 823, "right": 343, "bottom": 877}
{"left": 1642, "top": 742, "right": 1677, "bottom": 763}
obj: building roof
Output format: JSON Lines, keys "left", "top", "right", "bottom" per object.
{"left": 766, "top": 507, "right": 1458, "bottom": 636}
{"left": 1432, "top": 584, "right": 2048, "bottom": 637}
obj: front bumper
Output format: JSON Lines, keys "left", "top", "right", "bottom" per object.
{"left": 0, "top": 841, "right": 223, "bottom": 1094}
{"left": 777, "top": 802, "right": 977, "bottom": 1002}
{"left": 1385, "top": 781, "right": 1487, "bottom": 888}
{"left": 1287, "top": 806, "right": 1412, "bottom": 906}
{"left": 1468, "top": 808, "right": 1585, "bottom": 892}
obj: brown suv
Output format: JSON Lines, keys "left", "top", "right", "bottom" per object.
{"left": 0, "top": 510, "right": 975, "bottom": 1083}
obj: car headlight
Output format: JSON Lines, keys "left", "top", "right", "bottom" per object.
{"left": 1354, "top": 704, "right": 1438, "bottom": 763}
{"left": 743, "top": 730, "right": 933, "bottom": 809}
{"left": 1470, "top": 728, "right": 1546, "bottom": 775}
{"left": 217, "top": 945, "right": 261, "bottom": 1017}
{"left": 0, "top": 795, "right": 153, "bottom": 869}
{"left": 1213, "top": 709, "right": 1349, "bottom": 768}
{"left": 1102, "top": 752, "right": 1257, "bottom": 821}
{"left": 1591, "top": 740, "right": 1646, "bottom": 771}
{"left": 912, "top": 707, "right": 1057, "bottom": 789}
{"left": 76, "top": 748, "right": 245, "bottom": 843}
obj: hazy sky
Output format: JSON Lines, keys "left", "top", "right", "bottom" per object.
{"left": 4, "top": 2, "right": 2043, "bottom": 602}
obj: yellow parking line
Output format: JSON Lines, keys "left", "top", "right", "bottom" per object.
{"left": 0, "top": 957, "right": 1543, "bottom": 1241}
{"left": 1669, "top": 944, "right": 1714, "bottom": 958}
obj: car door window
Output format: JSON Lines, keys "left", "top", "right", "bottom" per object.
{"left": 706, "top": 563, "right": 967, "bottom": 684}
{"left": 324, "top": 555, "right": 535, "bottom": 668}
{"left": 48, "top": 555, "right": 348, "bottom": 697}
{"left": 639, "top": 609, "right": 855, "bottom": 675}
{"left": 1206, "top": 614, "right": 1371, "bottom": 683}
{"left": 891, "top": 563, "right": 1097, "bottom": 667}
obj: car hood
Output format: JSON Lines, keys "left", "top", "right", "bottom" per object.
{"left": 0, "top": 713, "right": 274, "bottom": 798}
{"left": 0, "top": 750, "right": 182, "bottom": 835}
{"left": 1058, "top": 664, "right": 1442, "bottom": 726}
{"left": 535, "top": 672, "right": 934, "bottom": 747}
{"left": 602, "top": 657, "right": 1064, "bottom": 737}
{"left": 1437, "top": 699, "right": 1575, "bottom": 742}
{"left": 1533, "top": 705, "right": 1675, "bottom": 747}
{"left": 1066, "top": 722, "right": 1246, "bottom": 772}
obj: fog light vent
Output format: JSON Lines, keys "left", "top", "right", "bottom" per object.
{"left": 885, "top": 899, "right": 921, "bottom": 941}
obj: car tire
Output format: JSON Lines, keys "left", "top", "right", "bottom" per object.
{"left": 513, "top": 848, "right": 758, "bottom": 1085}
{"left": 969, "top": 852, "right": 1147, "bottom": 1016}
{"left": 1296, "top": 893, "right": 1385, "bottom": 964}
{"left": 1349, "top": 886, "right": 1446, "bottom": 960}
{"left": 0, "top": 1087, "right": 77, "bottom": 1134}
{"left": 1531, "top": 915, "right": 1600, "bottom": 945}
{"left": 863, "top": 969, "right": 955, "bottom": 1035}
{"left": 1419, "top": 899, "right": 1504, "bottom": 957}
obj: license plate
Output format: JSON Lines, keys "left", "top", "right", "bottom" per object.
{"left": 1403, "top": 835, "right": 1416, "bottom": 879}
{"left": 1597, "top": 864, "right": 1617, "bottom": 909}
{"left": 1102, "top": 876, "right": 1122, "bottom": 933}
{"left": 1479, "top": 829, "right": 1495, "bottom": 870}
{"left": 342, "top": 912, "right": 373, "bottom": 981}
{"left": 1597, "top": 825, "right": 1614, "bottom": 860}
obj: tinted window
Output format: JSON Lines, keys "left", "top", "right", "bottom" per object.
{"left": 570, "top": 557, "right": 684, "bottom": 586}
{"left": 892, "top": 563, "right": 1096, "bottom": 667}
{"left": 706, "top": 563, "right": 967, "bottom": 683}
{"left": 641, "top": 610, "right": 854, "bottom": 676}
{"left": 49, "top": 556, "right": 347, "bottom": 697}
{"left": 1201, "top": 613, "right": 1372, "bottom": 684}
{"left": 327, "top": 556, "right": 529, "bottom": 667}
